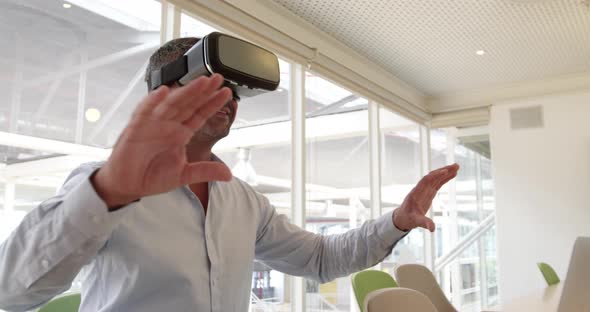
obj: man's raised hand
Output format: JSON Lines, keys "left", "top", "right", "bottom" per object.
{"left": 92, "top": 74, "right": 233, "bottom": 209}
{"left": 393, "top": 163, "right": 460, "bottom": 232}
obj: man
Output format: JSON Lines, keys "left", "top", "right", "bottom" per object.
{"left": 0, "top": 37, "right": 459, "bottom": 312}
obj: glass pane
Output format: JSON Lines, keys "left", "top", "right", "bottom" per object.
{"left": 485, "top": 225, "right": 499, "bottom": 307}
{"left": 379, "top": 107, "right": 424, "bottom": 271}
{"left": 0, "top": 0, "right": 162, "bottom": 301}
{"left": 1, "top": 0, "right": 161, "bottom": 148}
{"left": 430, "top": 128, "right": 498, "bottom": 311}
{"left": 305, "top": 73, "right": 367, "bottom": 117}
{"left": 455, "top": 144, "right": 478, "bottom": 240}
{"left": 459, "top": 244, "right": 481, "bottom": 312}
{"left": 181, "top": 13, "right": 294, "bottom": 311}
{"left": 180, "top": 13, "right": 219, "bottom": 38}
{"left": 305, "top": 71, "right": 369, "bottom": 311}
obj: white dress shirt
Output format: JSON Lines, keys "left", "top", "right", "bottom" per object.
{"left": 0, "top": 161, "right": 407, "bottom": 311}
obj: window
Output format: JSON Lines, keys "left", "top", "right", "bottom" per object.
{"left": 305, "top": 71, "right": 369, "bottom": 311}
{"left": 0, "top": 0, "right": 162, "bottom": 301}
{"left": 379, "top": 107, "right": 424, "bottom": 271}
{"left": 430, "top": 128, "right": 497, "bottom": 311}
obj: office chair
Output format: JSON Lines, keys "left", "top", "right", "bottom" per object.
{"left": 396, "top": 264, "right": 457, "bottom": 312}
{"left": 537, "top": 262, "right": 560, "bottom": 286}
{"left": 37, "top": 293, "right": 81, "bottom": 312}
{"left": 351, "top": 270, "right": 398, "bottom": 312}
{"left": 364, "top": 287, "right": 438, "bottom": 312}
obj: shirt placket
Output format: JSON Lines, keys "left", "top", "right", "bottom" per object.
{"left": 204, "top": 183, "right": 219, "bottom": 312}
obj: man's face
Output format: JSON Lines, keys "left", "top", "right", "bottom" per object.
{"left": 164, "top": 82, "right": 238, "bottom": 144}
{"left": 194, "top": 97, "right": 238, "bottom": 142}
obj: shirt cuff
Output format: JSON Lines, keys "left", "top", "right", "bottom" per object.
{"left": 374, "top": 210, "right": 409, "bottom": 244}
{"left": 61, "top": 172, "right": 132, "bottom": 240}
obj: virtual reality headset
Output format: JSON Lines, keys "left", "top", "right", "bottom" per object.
{"left": 149, "top": 32, "right": 280, "bottom": 100}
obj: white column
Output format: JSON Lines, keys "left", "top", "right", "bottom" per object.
{"left": 476, "top": 153, "right": 488, "bottom": 308}
{"left": 10, "top": 34, "right": 23, "bottom": 133}
{"left": 75, "top": 44, "right": 88, "bottom": 144}
{"left": 368, "top": 102, "right": 381, "bottom": 221}
{"left": 368, "top": 101, "right": 382, "bottom": 276}
{"left": 161, "top": 1, "right": 181, "bottom": 43}
{"left": 421, "top": 125, "right": 434, "bottom": 270}
{"left": 290, "top": 63, "right": 305, "bottom": 312}
{"left": 446, "top": 128, "right": 461, "bottom": 308}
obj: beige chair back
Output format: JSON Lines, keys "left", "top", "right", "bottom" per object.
{"left": 395, "top": 264, "right": 457, "bottom": 312}
{"left": 363, "top": 287, "right": 438, "bottom": 312}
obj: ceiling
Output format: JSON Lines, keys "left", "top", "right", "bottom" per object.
{"left": 271, "top": 0, "right": 590, "bottom": 95}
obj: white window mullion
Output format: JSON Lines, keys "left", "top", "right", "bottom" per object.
{"left": 161, "top": 1, "right": 181, "bottom": 43}
{"left": 446, "top": 128, "right": 461, "bottom": 308}
{"left": 476, "top": 153, "right": 488, "bottom": 309}
{"left": 421, "top": 125, "right": 434, "bottom": 270}
{"left": 75, "top": 44, "right": 88, "bottom": 144}
{"left": 368, "top": 102, "right": 381, "bottom": 221}
{"left": 290, "top": 63, "right": 305, "bottom": 312}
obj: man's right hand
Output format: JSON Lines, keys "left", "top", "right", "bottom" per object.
{"left": 91, "top": 74, "right": 233, "bottom": 210}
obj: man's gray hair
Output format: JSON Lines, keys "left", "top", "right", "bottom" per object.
{"left": 145, "top": 37, "right": 201, "bottom": 91}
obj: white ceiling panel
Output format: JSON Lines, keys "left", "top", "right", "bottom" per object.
{"left": 272, "top": 0, "right": 590, "bottom": 95}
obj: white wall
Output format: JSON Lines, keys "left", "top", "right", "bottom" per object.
{"left": 490, "top": 90, "right": 590, "bottom": 302}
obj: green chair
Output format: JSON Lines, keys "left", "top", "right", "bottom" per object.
{"left": 537, "top": 262, "right": 560, "bottom": 286}
{"left": 351, "top": 270, "right": 398, "bottom": 312}
{"left": 38, "top": 293, "right": 81, "bottom": 312}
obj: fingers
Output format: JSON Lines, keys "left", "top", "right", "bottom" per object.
{"left": 410, "top": 170, "right": 445, "bottom": 203}
{"left": 417, "top": 163, "right": 459, "bottom": 192}
{"left": 171, "top": 74, "right": 227, "bottom": 123}
{"left": 415, "top": 215, "right": 436, "bottom": 232}
{"left": 435, "top": 165, "right": 459, "bottom": 190}
{"left": 405, "top": 163, "right": 459, "bottom": 213}
{"left": 146, "top": 74, "right": 228, "bottom": 122}
{"left": 152, "top": 76, "right": 209, "bottom": 119}
{"left": 181, "top": 161, "right": 233, "bottom": 184}
{"left": 183, "top": 88, "right": 232, "bottom": 129}
{"left": 132, "top": 85, "right": 170, "bottom": 117}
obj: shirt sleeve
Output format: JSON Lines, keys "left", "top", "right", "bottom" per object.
{"left": 253, "top": 195, "right": 408, "bottom": 283}
{"left": 0, "top": 163, "right": 131, "bottom": 312}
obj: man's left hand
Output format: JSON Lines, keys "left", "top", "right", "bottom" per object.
{"left": 393, "top": 163, "right": 460, "bottom": 232}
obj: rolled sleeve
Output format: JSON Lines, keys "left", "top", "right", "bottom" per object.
{"left": 374, "top": 210, "right": 409, "bottom": 246}
{"left": 255, "top": 194, "right": 410, "bottom": 283}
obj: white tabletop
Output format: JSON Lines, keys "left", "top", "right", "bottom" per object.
{"left": 483, "top": 284, "right": 563, "bottom": 312}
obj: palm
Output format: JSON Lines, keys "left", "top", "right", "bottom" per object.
{"left": 94, "top": 75, "right": 233, "bottom": 207}
{"left": 117, "top": 119, "right": 191, "bottom": 196}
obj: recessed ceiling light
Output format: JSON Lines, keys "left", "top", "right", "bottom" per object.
{"left": 85, "top": 108, "right": 101, "bottom": 123}
{"left": 476, "top": 50, "right": 486, "bottom": 56}
{"left": 63, "top": 3, "right": 72, "bottom": 8}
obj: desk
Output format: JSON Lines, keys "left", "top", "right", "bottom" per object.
{"left": 484, "top": 284, "right": 563, "bottom": 312}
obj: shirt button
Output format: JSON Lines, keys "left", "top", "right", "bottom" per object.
{"left": 41, "top": 259, "right": 49, "bottom": 268}
{"left": 92, "top": 215, "right": 101, "bottom": 224}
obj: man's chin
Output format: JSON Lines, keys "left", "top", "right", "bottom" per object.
{"left": 206, "top": 126, "right": 231, "bottom": 140}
